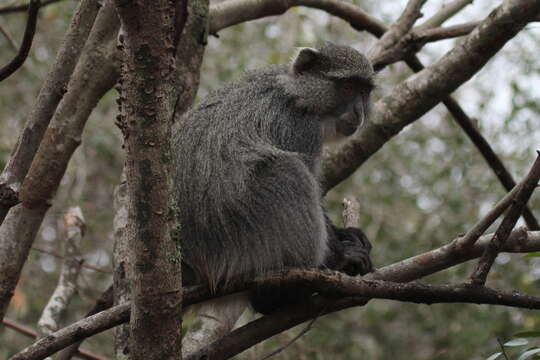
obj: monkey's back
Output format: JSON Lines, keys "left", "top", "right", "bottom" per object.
{"left": 173, "top": 67, "right": 328, "bottom": 291}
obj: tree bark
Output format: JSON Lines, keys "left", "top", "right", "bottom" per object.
{"left": 113, "top": 0, "right": 189, "bottom": 358}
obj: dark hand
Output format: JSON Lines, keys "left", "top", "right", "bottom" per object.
{"left": 337, "top": 227, "right": 373, "bottom": 276}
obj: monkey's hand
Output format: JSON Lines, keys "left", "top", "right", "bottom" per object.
{"left": 326, "top": 227, "right": 373, "bottom": 276}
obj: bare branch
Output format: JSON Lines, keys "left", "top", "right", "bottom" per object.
{"left": 188, "top": 270, "right": 540, "bottom": 360}
{"left": 0, "top": 0, "right": 39, "bottom": 81}
{"left": 209, "top": 0, "right": 386, "bottom": 36}
{"left": 404, "top": 56, "right": 540, "bottom": 230}
{"left": 322, "top": 0, "right": 540, "bottom": 194}
{"left": 0, "top": 0, "right": 100, "bottom": 225}
{"left": 2, "top": 319, "right": 108, "bottom": 360}
{"left": 10, "top": 230, "right": 540, "bottom": 359}
{"left": 369, "top": 0, "right": 428, "bottom": 62}
{"left": 457, "top": 183, "right": 523, "bottom": 248}
{"left": 0, "top": 0, "right": 62, "bottom": 15}
{"left": 417, "top": 0, "right": 474, "bottom": 30}
{"left": 37, "top": 207, "right": 85, "bottom": 338}
{"left": 31, "top": 246, "right": 111, "bottom": 274}
{"left": 414, "top": 21, "right": 478, "bottom": 42}
{"left": 470, "top": 154, "right": 540, "bottom": 285}
{"left": 342, "top": 197, "right": 360, "bottom": 228}
{"left": 0, "top": 0, "right": 117, "bottom": 322}
{"left": 372, "top": 22, "right": 480, "bottom": 69}
{"left": 56, "top": 286, "right": 113, "bottom": 360}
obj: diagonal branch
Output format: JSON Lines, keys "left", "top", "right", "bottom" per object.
{"left": 0, "top": 0, "right": 117, "bottom": 323}
{"left": 416, "top": 0, "right": 474, "bottom": 29}
{"left": 368, "top": 0, "right": 427, "bottom": 64}
{"left": 322, "top": 0, "right": 540, "bottom": 232}
{"left": 0, "top": 0, "right": 39, "bottom": 81}
{"left": 403, "top": 57, "right": 540, "bottom": 230}
{"left": 0, "top": 0, "right": 62, "bottom": 15}
{"left": 2, "top": 319, "right": 107, "bottom": 360}
{"left": 470, "top": 153, "right": 540, "bottom": 285}
{"left": 0, "top": 0, "right": 100, "bottom": 226}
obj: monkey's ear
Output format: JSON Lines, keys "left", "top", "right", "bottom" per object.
{"left": 291, "top": 47, "right": 319, "bottom": 75}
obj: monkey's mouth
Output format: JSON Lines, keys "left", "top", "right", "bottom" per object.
{"left": 336, "top": 102, "right": 366, "bottom": 136}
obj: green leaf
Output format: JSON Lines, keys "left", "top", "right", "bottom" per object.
{"left": 486, "top": 352, "right": 502, "bottom": 360}
{"left": 525, "top": 252, "right": 540, "bottom": 258}
{"left": 514, "top": 331, "right": 540, "bottom": 338}
{"left": 505, "top": 338, "right": 529, "bottom": 347}
{"left": 517, "top": 348, "right": 540, "bottom": 360}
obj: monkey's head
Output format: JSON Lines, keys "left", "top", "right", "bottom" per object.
{"left": 279, "top": 43, "right": 375, "bottom": 137}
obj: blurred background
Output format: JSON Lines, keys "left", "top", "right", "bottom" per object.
{"left": 1, "top": 0, "right": 539, "bottom": 358}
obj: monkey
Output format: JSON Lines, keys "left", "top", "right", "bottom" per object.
{"left": 173, "top": 43, "right": 374, "bottom": 314}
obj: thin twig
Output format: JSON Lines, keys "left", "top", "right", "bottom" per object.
{"left": 31, "top": 246, "right": 112, "bottom": 274}
{"left": 257, "top": 314, "right": 321, "bottom": 360}
{"left": 342, "top": 197, "right": 360, "bottom": 228}
{"left": 0, "top": 0, "right": 39, "bottom": 81}
{"left": 414, "top": 21, "right": 478, "bottom": 42}
{"left": 470, "top": 153, "right": 540, "bottom": 285}
{"left": 496, "top": 337, "right": 510, "bottom": 360}
{"left": 0, "top": 0, "right": 61, "bottom": 15}
{"left": 457, "top": 183, "right": 523, "bottom": 248}
{"left": 368, "top": 0, "right": 427, "bottom": 61}
{"left": 0, "top": 22, "right": 18, "bottom": 50}
{"left": 403, "top": 57, "right": 540, "bottom": 231}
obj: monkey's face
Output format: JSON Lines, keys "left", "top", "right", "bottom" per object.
{"left": 284, "top": 43, "right": 375, "bottom": 138}
{"left": 332, "top": 77, "right": 374, "bottom": 136}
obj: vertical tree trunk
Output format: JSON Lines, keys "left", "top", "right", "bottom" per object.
{"left": 114, "top": 1, "right": 188, "bottom": 358}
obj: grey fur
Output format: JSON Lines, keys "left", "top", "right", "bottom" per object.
{"left": 173, "top": 43, "right": 374, "bottom": 292}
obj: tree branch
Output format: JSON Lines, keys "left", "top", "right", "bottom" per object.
{"left": 0, "top": 0, "right": 100, "bottom": 226}
{"left": 0, "top": 0, "right": 39, "bottom": 81}
{"left": 470, "top": 153, "right": 540, "bottom": 285}
{"left": 37, "top": 207, "right": 85, "bottom": 338}
{"left": 209, "top": 0, "right": 386, "bottom": 36}
{"left": 368, "top": 0, "right": 427, "bottom": 63}
{"left": 322, "top": 0, "right": 540, "bottom": 197}
{"left": 0, "top": 0, "right": 62, "bottom": 15}
{"left": 406, "top": 56, "right": 540, "bottom": 230}
{"left": 10, "top": 229, "right": 540, "bottom": 359}
{"left": 416, "top": 0, "right": 474, "bottom": 29}
{"left": 0, "top": 0, "right": 116, "bottom": 323}
{"left": 207, "top": 0, "right": 540, "bottom": 230}
{"left": 2, "top": 318, "right": 107, "bottom": 360}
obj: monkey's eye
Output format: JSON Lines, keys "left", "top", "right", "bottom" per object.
{"left": 341, "top": 77, "right": 374, "bottom": 94}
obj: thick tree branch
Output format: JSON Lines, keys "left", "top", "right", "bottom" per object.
{"left": 3, "top": 319, "right": 106, "bottom": 360}
{"left": 0, "top": 0, "right": 100, "bottom": 226}
{"left": 209, "top": 0, "right": 386, "bottom": 36}
{"left": 188, "top": 270, "right": 540, "bottom": 360}
{"left": 470, "top": 154, "right": 540, "bottom": 285}
{"left": 322, "top": 0, "right": 540, "bottom": 196}
{"left": 0, "top": 0, "right": 39, "bottom": 81}
{"left": 10, "top": 230, "right": 540, "bottom": 359}
{"left": 0, "top": 0, "right": 117, "bottom": 323}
